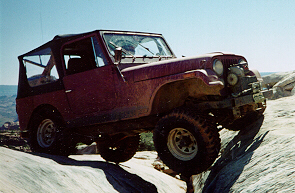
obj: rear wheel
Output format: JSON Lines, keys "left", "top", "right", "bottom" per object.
{"left": 153, "top": 111, "right": 220, "bottom": 176}
{"left": 98, "top": 134, "right": 140, "bottom": 163}
{"left": 36, "top": 119, "right": 57, "bottom": 148}
{"left": 29, "top": 108, "right": 76, "bottom": 156}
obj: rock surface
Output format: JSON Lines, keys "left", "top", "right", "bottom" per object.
{"left": 262, "top": 71, "right": 295, "bottom": 99}
{"left": 0, "top": 149, "right": 186, "bottom": 193}
{"left": 193, "top": 96, "right": 295, "bottom": 192}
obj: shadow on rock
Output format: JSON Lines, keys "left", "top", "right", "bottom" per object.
{"left": 29, "top": 152, "right": 158, "bottom": 193}
{"left": 203, "top": 115, "right": 268, "bottom": 193}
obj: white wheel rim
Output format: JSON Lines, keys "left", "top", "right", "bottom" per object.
{"left": 37, "top": 119, "right": 57, "bottom": 148}
{"left": 167, "top": 128, "right": 198, "bottom": 161}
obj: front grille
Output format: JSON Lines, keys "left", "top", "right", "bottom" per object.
{"left": 221, "top": 59, "right": 238, "bottom": 68}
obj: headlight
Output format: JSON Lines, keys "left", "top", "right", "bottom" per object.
{"left": 213, "top": 59, "right": 223, "bottom": 76}
{"left": 238, "top": 59, "right": 247, "bottom": 65}
{"left": 238, "top": 58, "right": 249, "bottom": 72}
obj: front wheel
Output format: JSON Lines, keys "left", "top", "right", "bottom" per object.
{"left": 153, "top": 111, "right": 220, "bottom": 176}
{"left": 97, "top": 134, "right": 140, "bottom": 163}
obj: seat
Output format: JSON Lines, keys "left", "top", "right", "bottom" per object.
{"left": 67, "top": 58, "right": 94, "bottom": 75}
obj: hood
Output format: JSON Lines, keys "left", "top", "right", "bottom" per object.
{"left": 121, "top": 54, "right": 219, "bottom": 82}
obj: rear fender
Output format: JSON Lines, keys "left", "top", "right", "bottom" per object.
{"left": 27, "top": 105, "right": 65, "bottom": 132}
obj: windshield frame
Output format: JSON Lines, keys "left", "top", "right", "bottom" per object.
{"left": 100, "top": 31, "right": 176, "bottom": 64}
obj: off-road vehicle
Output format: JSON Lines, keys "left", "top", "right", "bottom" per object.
{"left": 16, "top": 30, "right": 272, "bottom": 176}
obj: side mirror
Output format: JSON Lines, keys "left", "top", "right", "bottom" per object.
{"left": 114, "top": 47, "right": 122, "bottom": 64}
{"left": 113, "top": 47, "right": 126, "bottom": 82}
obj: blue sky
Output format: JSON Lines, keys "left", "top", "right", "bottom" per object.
{"left": 1, "top": 0, "right": 295, "bottom": 85}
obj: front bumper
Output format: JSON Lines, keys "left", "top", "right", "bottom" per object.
{"left": 196, "top": 89, "right": 273, "bottom": 110}
{"left": 235, "top": 89, "right": 273, "bottom": 107}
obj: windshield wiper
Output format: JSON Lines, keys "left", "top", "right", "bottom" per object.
{"left": 109, "top": 41, "right": 136, "bottom": 59}
{"left": 138, "top": 43, "right": 155, "bottom": 56}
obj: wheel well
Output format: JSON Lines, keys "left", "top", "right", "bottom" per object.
{"left": 28, "top": 104, "right": 65, "bottom": 130}
{"left": 151, "top": 78, "right": 222, "bottom": 114}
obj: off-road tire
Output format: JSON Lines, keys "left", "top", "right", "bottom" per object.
{"left": 225, "top": 101, "right": 266, "bottom": 131}
{"left": 29, "top": 108, "right": 76, "bottom": 156}
{"left": 98, "top": 134, "right": 140, "bottom": 163}
{"left": 153, "top": 111, "right": 221, "bottom": 176}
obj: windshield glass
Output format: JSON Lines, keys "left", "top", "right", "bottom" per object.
{"left": 103, "top": 33, "right": 173, "bottom": 57}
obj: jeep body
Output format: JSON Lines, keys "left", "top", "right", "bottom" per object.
{"left": 16, "top": 30, "right": 272, "bottom": 175}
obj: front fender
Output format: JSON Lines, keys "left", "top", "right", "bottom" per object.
{"left": 249, "top": 69, "right": 263, "bottom": 82}
{"left": 149, "top": 69, "right": 224, "bottom": 114}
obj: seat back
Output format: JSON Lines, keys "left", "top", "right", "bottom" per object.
{"left": 67, "top": 58, "right": 94, "bottom": 75}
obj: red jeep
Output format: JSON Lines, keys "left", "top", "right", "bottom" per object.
{"left": 16, "top": 30, "right": 272, "bottom": 175}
